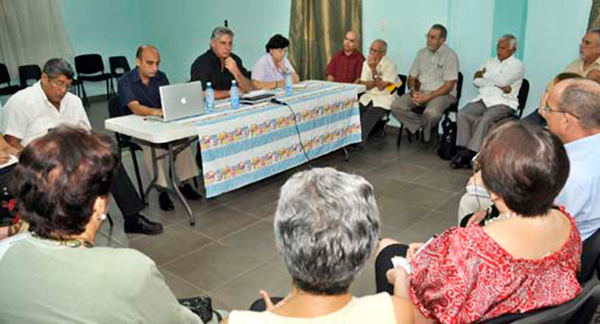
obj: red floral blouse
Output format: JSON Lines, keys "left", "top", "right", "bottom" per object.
{"left": 409, "top": 207, "right": 582, "bottom": 324}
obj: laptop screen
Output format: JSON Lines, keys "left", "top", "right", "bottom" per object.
{"left": 159, "top": 81, "right": 205, "bottom": 122}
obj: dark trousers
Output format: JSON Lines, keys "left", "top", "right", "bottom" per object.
{"left": 375, "top": 243, "right": 408, "bottom": 295}
{"left": 111, "top": 164, "right": 145, "bottom": 220}
{"left": 360, "top": 103, "right": 389, "bottom": 142}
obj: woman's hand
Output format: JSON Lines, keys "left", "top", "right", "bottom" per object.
{"left": 0, "top": 151, "right": 10, "bottom": 164}
{"left": 259, "top": 290, "right": 291, "bottom": 311}
{"left": 467, "top": 210, "right": 488, "bottom": 227}
{"left": 406, "top": 242, "right": 424, "bottom": 262}
{"left": 386, "top": 267, "right": 410, "bottom": 299}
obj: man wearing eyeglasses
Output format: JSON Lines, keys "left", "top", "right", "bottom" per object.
{"left": 461, "top": 78, "right": 600, "bottom": 241}
{"left": 2, "top": 58, "right": 163, "bottom": 236}
{"left": 357, "top": 39, "right": 400, "bottom": 144}
{"left": 391, "top": 24, "right": 459, "bottom": 143}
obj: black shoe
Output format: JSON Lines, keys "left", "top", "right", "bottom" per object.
{"left": 124, "top": 214, "right": 163, "bottom": 235}
{"left": 159, "top": 192, "right": 174, "bottom": 211}
{"left": 179, "top": 183, "right": 201, "bottom": 200}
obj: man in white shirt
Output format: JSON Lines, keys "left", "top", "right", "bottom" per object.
{"left": 451, "top": 35, "right": 525, "bottom": 169}
{"left": 358, "top": 39, "right": 399, "bottom": 144}
{"left": 3, "top": 58, "right": 163, "bottom": 235}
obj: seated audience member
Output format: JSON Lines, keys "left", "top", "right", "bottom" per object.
{"left": 460, "top": 72, "right": 581, "bottom": 222}
{"left": 451, "top": 34, "right": 524, "bottom": 169}
{"left": 391, "top": 24, "right": 459, "bottom": 143}
{"left": 118, "top": 45, "right": 201, "bottom": 212}
{"left": 3, "top": 58, "right": 162, "bottom": 235}
{"left": 358, "top": 39, "right": 400, "bottom": 144}
{"left": 190, "top": 26, "right": 251, "bottom": 99}
{"left": 460, "top": 78, "right": 600, "bottom": 242}
{"left": 0, "top": 127, "right": 202, "bottom": 323}
{"left": 251, "top": 34, "right": 299, "bottom": 90}
{"left": 523, "top": 28, "right": 600, "bottom": 125}
{"left": 326, "top": 31, "right": 365, "bottom": 83}
{"left": 376, "top": 121, "right": 581, "bottom": 323}
{"left": 224, "top": 168, "right": 413, "bottom": 324}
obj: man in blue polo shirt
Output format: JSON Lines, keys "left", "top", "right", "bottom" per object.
{"left": 118, "top": 45, "right": 201, "bottom": 211}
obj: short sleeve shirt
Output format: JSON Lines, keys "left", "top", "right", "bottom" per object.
{"left": 409, "top": 44, "right": 459, "bottom": 96}
{"left": 190, "top": 49, "right": 250, "bottom": 91}
{"left": 326, "top": 50, "right": 366, "bottom": 83}
{"left": 564, "top": 57, "right": 600, "bottom": 78}
{"left": 3, "top": 81, "right": 91, "bottom": 146}
{"left": 251, "top": 53, "right": 296, "bottom": 82}
{"left": 117, "top": 67, "right": 170, "bottom": 116}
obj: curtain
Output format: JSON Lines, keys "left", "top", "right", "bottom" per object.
{"left": 288, "top": 0, "right": 362, "bottom": 81}
{"left": 589, "top": 0, "right": 600, "bottom": 29}
{"left": 0, "top": 0, "right": 74, "bottom": 78}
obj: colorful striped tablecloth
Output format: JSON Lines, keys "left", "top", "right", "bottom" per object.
{"left": 193, "top": 82, "right": 361, "bottom": 198}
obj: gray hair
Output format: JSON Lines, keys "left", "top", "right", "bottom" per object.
{"left": 274, "top": 167, "right": 380, "bottom": 295}
{"left": 499, "top": 34, "right": 518, "bottom": 51}
{"left": 43, "top": 58, "right": 74, "bottom": 80}
{"left": 559, "top": 79, "right": 600, "bottom": 129}
{"left": 588, "top": 28, "right": 600, "bottom": 50}
{"left": 211, "top": 26, "right": 234, "bottom": 40}
{"left": 373, "top": 39, "right": 388, "bottom": 54}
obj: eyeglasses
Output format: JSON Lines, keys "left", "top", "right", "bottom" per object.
{"left": 539, "top": 104, "right": 580, "bottom": 120}
{"left": 49, "top": 78, "right": 72, "bottom": 90}
{"left": 369, "top": 47, "right": 380, "bottom": 54}
{"left": 472, "top": 153, "right": 481, "bottom": 173}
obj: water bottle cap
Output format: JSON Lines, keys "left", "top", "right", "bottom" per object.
{"left": 207, "top": 82, "right": 212, "bottom": 86}
{"left": 232, "top": 80, "right": 237, "bottom": 85}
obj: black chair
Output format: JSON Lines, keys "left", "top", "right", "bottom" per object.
{"left": 18, "top": 64, "right": 41, "bottom": 88}
{"left": 579, "top": 228, "right": 600, "bottom": 283}
{"left": 0, "top": 63, "right": 21, "bottom": 96}
{"left": 74, "top": 54, "right": 114, "bottom": 106}
{"left": 482, "top": 280, "right": 600, "bottom": 324}
{"left": 109, "top": 56, "right": 131, "bottom": 79}
{"left": 108, "top": 95, "right": 145, "bottom": 203}
{"left": 397, "top": 72, "right": 463, "bottom": 148}
{"left": 516, "top": 78, "right": 530, "bottom": 118}
{"left": 374, "top": 74, "right": 408, "bottom": 144}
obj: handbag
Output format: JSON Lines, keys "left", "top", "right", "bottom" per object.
{"left": 178, "top": 296, "right": 222, "bottom": 323}
{"left": 437, "top": 114, "right": 457, "bottom": 160}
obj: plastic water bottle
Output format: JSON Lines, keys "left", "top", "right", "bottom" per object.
{"left": 205, "top": 82, "right": 215, "bottom": 112}
{"left": 284, "top": 72, "right": 293, "bottom": 96}
{"left": 230, "top": 80, "right": 240, "bottom": 109}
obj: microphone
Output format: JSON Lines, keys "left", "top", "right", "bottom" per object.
{"left": 270, "top": 98, "right": 287, "bottom": 105}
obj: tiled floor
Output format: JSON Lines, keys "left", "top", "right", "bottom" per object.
{"left": 88, "top": 98, "right": 472, "bottom": 311}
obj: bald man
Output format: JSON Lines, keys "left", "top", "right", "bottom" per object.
{"left": 118, "top": 45, "right": 201, "bottom": 212}
{"left": 326, "top": 31, "right": 365, "bottom": 83}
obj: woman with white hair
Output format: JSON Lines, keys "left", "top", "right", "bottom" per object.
{"left": 224, "top": 167, "right": 413, "bottom": 324}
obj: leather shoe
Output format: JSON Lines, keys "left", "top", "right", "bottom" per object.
{"left": 158, "top": 192, "right": 174, "bottom": 211}
{"left": 124, "top": 214, "right": 163, "bottom": 235}
{"left": 179, "top": 183, "right": 202, "bottom": 201}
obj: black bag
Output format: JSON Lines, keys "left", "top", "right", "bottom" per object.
{"left": 178, "top": 296, "right": 222, "bottom": 323}
{"left": 437, "top": 114, "right": 457, "bottom": 160}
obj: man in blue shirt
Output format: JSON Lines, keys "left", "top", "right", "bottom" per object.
{"left": 542, "top": 78, "right": 600, "bottom": 240}
{"left": 118, "top": 45, "right": 201, "bottom": 211}
{"left": 458, "top": 78, "right": 600, "bottom": 241}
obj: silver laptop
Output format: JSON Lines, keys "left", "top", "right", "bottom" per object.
{"left": 157, "top": 81, "right": 205, "bottom": 122}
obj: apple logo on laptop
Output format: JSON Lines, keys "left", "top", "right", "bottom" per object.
{"left": 181, "top": 97, "right": 187, "bottom": 105}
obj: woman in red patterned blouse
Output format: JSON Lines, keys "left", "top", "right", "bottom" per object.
{"left": 375, "top": 121, "right": 582, "bottom": 324}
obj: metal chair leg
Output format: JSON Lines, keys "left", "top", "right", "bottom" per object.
{"left": 397, "top": 124, "right": 403, "bottom": 149}
{"left": 130, "top": 145, "right": 145, "bottom": 204}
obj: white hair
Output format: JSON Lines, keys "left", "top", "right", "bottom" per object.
{"left": 499, "top": 34, "right": 518, "bottom": 51}
{"left": 274, "top": 167, "right": 380, "bottom": 295}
